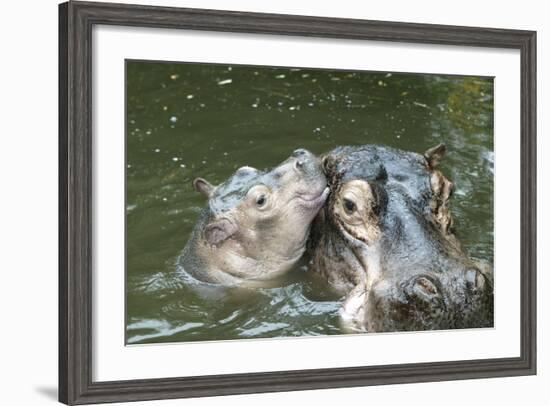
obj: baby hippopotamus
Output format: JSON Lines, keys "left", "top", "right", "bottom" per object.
{"left": 308, "top": 144, "right": 494, "bottom": 332}
{"left": 180, "top": 149, "right": 329, "bottom": 285}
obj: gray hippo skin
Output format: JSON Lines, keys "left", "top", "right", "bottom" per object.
{"left": 308, "top": 144, "right": 494, "bottom": 332}
{"left": 180, "top": 149, "right": 329, "bottom": 286}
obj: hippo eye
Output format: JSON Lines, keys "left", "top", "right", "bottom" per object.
{"left": 343, "top": 198, "right": 356, "bottom": 214}
{"left": 256, "top": 195, "right": 267, "bottom": 207}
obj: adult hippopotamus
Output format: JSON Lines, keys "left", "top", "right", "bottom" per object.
{"left": 180, "top": 149, "right": 329, "bottom": 286}
{"left": 308, "top": 144, "right": 493, "bottom": 332}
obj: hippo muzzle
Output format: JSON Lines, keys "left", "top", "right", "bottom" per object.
{"left": 365, "top": 266, "right": 494, "bottom": 332}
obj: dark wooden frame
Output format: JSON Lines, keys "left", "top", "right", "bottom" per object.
{"left": 59, "top": 1, "right": 537, "bottom": 404}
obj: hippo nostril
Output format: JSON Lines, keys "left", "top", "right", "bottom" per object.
{"left": 295, "top": 160, "right": 305, "bottom": 169}
{"left": 406, "top": 275, "right": 440, "bottom": 302}
{"left": 292, "top": 148, "right": 308, "bottom": 157}
{"left": 465, "top": 268, "right": 485, "bottom": 291}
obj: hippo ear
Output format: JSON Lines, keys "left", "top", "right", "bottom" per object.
{"left": 424, "top": 144, "right": 446, "bottom": 169}
{"left": 321, "top": 155, "right": 336, "bottom": 176}
{"left": 193, "top": 178, "right": 215, "bottom": 198}
{"left": 204, "top": 218, "right": 237, "bottom": 248}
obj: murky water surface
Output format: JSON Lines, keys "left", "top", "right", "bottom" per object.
{"left": 126, "top": 61, "right": 493, "bottom": 344}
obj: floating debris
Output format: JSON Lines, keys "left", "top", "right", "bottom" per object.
{"left": 162, "top": 106, "right": 168, "bottom": 111}
{"left": 180, "top": 164, "right": 186, "bottom": 168}
{"left": 186, "top": 94, "right": 194, "bottom": 100}
{"left": 170, "top": 74, "right": 179, "bottom": 80}
{"left": 385, "top": 73, "right": 392, "bottom": 78}
{"left": 172, "top": 157, "right": 179, "bottom": 162}
{"left": 275, "top": 74, "right": 286, "bottom": 79}
{"left": 218, "top": 79, "right": 232, "bottom": 85}
{"left": 154, "top": 148, "right": 160, "bottom": 153}
{"left": 169, "top": 116, "right": 178, "bottom": 123}
{"left": 413, "top": 101, "right": 429, "bottom": 109}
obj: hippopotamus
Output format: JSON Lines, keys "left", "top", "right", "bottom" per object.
{"left": 180, "top": 149, "right": 329, "bottom": 286}
{"left": 308, "top": 144, "right": 494, "bottom": 332}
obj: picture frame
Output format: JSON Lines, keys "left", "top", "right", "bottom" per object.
{"left": 59, "top": 1, "right": 537, "bottom": 404}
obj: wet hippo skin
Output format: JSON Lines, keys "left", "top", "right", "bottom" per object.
{"left": 307, "top": 144, "right": 494, "bottom": 332}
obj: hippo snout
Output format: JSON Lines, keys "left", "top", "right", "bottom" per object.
{"left": 292, "top": 148, "right": 309, "bottom": 158}
{"left": 293, "top": 149, "right": 309, "bottom": 170}
{"left": 292, "top": 148, "right": 314, "bottom": 168}
{"left": 290, "top": 148, "right": 323, "bottom": 176}
{"left": 365, "top": 266, "right": 493, "bottom": 332}
{"left": 403, "top": 267, "right": 489, "bottom": 305}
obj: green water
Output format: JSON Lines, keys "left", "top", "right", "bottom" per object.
{"left": 126, "top": 61, "right": 494, "bottom": 344}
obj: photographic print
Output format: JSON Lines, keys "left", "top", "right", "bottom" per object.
{"left": 60, "top": 4, "right": 537, "bottom": 403}
{"left": 125, "top": 60, "right": 494, "bottom": 344}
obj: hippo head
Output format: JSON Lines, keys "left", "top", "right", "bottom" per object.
{"left": 184, "top": 149, "right": 328, "bottom": 284}
{"left": 311, "top": 144, "right": 493, "bottom": 332}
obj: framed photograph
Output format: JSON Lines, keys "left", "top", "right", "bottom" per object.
{"left": 59, "top": 1, "right": 536, "bottom": 404}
